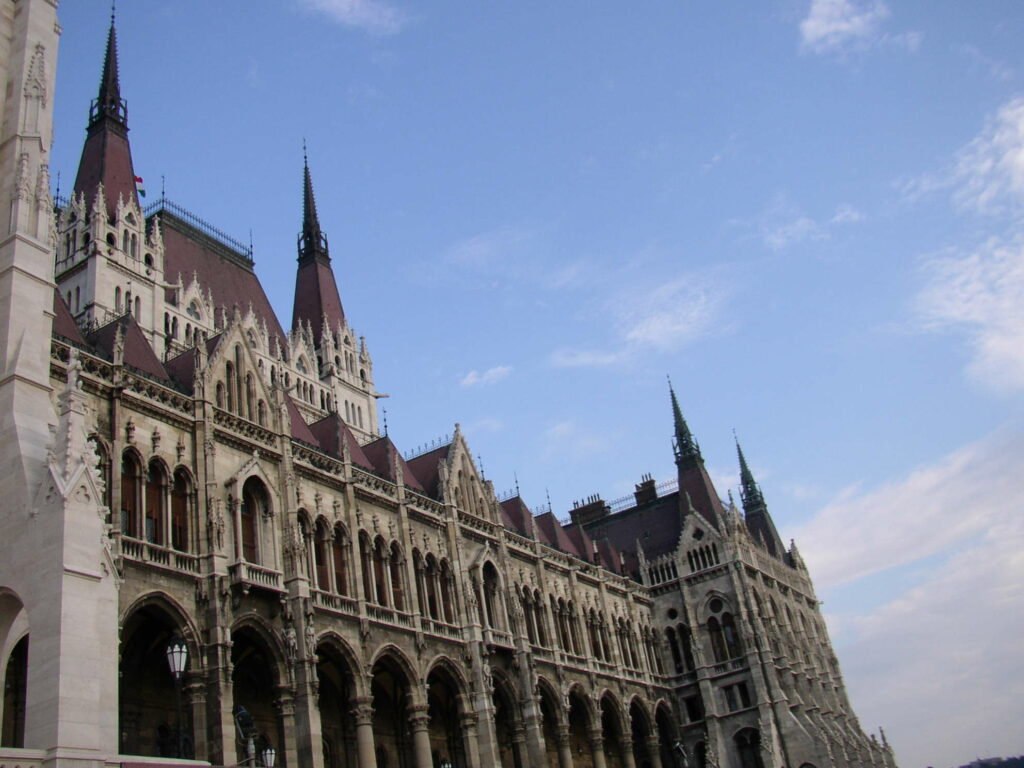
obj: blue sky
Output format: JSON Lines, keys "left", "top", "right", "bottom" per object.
{"left": 54, "top": 2, "right": 1024, "bottom": 766}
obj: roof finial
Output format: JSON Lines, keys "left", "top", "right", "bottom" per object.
{"left": 735, "top": 433, "right": 765, "bottom": 511}
{"left": 382, "top": 407, "right": 389, "bottom": 436}
{"left": 111, "top": 0, "right": 116, "bottom": 25}
{"left": 514, "top": 472, "right": 521, "bottom": 497}
{"left": 298, "top": 144, "right": 328, "bottom": 263}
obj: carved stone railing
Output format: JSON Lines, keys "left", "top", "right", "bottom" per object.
{"left": 351, "top": 468, "right": 398, "bottom": 501}
{"left": 229, "top": 560, "right": 284, "bottom": 593}
{"left": 213, "top": 408, "right": 276, "bottom": 448}
{"left": 458, "top": 510, "right": 498, "bottom": 537}
{"left": 422, "top": 618, "right": 462, "bottom": 640}
{"left": 311, "top": 588, "right": 359, "bottom": 617}
{"left": 120, "top": 536, "right": 200, "bottom": 575}
{"left": 405, "top": 491, "right": 445, "bottom": 519}
{"left": 366, "top": 604, "right": 414, "bottom": 628}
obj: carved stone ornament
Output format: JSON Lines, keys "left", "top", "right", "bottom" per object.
{"left": 125, "top": 418, "right": 135, "bottom": 444}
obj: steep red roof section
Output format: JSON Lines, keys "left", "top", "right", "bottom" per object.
{"left": 88, "top": 314, "right": 169, "bottom": 382}
{"left": 534, "top": 512, "right": 582, "bottom": 558}
{"left": 292, "top": 259, "right": 346, "bottom": 348}
{"left": 360, "top": 437, "right": 426, "bottom": 492}
{"left": 52, "top": 290, "right": 86, "bottom": 346}
{"left": 678, "top": 462, "right": 725, "bottom": 530}
{"left": 499, "top": 496, "right": 535, "bottom": 538}
{"left": 405, "top": 444, "right": 450, "bottom": 499}
{"left": 285, "top": 396, "right": 319, "bottom": 445}
{"left": 308, "top": 413, "right": 374, "bottom": 471}
{"left": 159, "top": 213, "right": 286, "bottom": 348}
{"left": 73, "top": 122, "right": 138, "bottom": 218}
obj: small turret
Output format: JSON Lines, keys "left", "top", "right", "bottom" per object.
{"left": 667, "top": 380, "right": 725, "bottom": 527}
{"left": 734, "top": 435, "right": 786, "bottom": 558}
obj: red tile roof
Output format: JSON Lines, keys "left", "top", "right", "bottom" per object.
{"left": 499, "top": 496, "right": 535, "bottom": 538}
{"left": 292, "top": 258, "right": 346, "bottom": 346}
{"left": 285, "top": 396, "right": 319, "bottom": 445}
{"left": 405, "top": 444, "right": 450, "bottom": 499}
{"left": 307, "top": 412, "right": 375, "bottom": 472}
{"left": 88, "top": 314, "right": 170, "bottom": 382}
{"left": 73, "top": 121, "right": 139, "bottom": 218}
{"left": 51, "top": 289, "right": 86, "bottom": 346}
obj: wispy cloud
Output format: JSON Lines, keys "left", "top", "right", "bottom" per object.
{"left": 791, "top": 430, "right": 1024, "bottom": 589}
{"left": 799, "top": 0, "right": 920, "bottom": 57}
{"left": 796, "top": 429, "right": 1024, "bottom": 767}
{"left": 954, "top": 43, "right": 1014, "bottom": 83}
{"left": 904, "top": 96, "right": 1024, "bottom": 216}
{"left": 916, "top": 235, "right": 1024, "bottom": 392}
{"left": 296, "top": 0, "right": 407, "bottom": 35}
{"left": 755, "top": 196, "right": 864, "bottom": 251}
{"left": 460, "top": 365, "right": 512, "bottom": 388}
{"left": 799, "top": 0, "right": 890, "bottom": 55}
{"left": 550, "top": 273, "right": 728, "bottom": 368}
{"left": 542, "top": 421, "right": 611, "bottom": 461}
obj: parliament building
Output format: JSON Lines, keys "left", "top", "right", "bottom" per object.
{"left": 0, "top": 4, "right": 897, "bottom": 768}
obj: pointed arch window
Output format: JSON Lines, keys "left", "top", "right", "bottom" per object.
{"left": 722, "top": 612, "right": 743, "bottom": 658}
{"left": 145, "top": 460, "right": 167, "bottom": 545}
{"left": 314, "top": 519, "right": 330, "bottom": 590}
{"left": 240, "top": 477, "right": 268, "bottom": 564}
{"left": 120, "top": 452, "right": 142, "bottom": 537}
{"left": 171, "top": 468, "right": 191, "bottom": 552}
{"left": 708, "top": 616, "right": 728, "bottom": 663}
{"left": 332, "top": 524, "right": 348, "bottom": 596}
{"left": 389, "top": 542, "right": 405, "bottom": 611}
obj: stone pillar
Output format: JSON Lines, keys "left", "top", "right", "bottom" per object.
{"left": 556, "top": 724, "right": 575, "bottom": 768}
{"left": 647, "top": 737, "right": 664, "bottom": 768}
{"left": 512, "top": 723, "right": 529, "bottom": 768}
{"left": 381, "top": 552, "right": 395, "bottom": 607}
{"left": 409, "top": 704, "right": 433, "bottom": 768}
{"left": 186, "top": 679, "right": 208, "bottom": 761}
{"left": 588, "top": 729, "right": 608, "bottom": 768}
{"left": 275, "top": 688, "right": 298, "bottom": 768}
{"left": 621, "top": 736, "right": 637, "bottom": 768}
{"left": 522, "top": 697, "right": 548, "bottom": 768}
{"left": 351, "top": 696, "right": 377, "bottom": 768}
{"left": 460, "top": 711, "right": 482, "bottom": 768}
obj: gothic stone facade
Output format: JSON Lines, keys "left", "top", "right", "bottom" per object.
{"left": 0, "top": 5, "right": 897, "bottom": 768}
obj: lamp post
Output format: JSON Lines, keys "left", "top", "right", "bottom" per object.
{"left": 438, "top": 759, "right": 453, "bottom": 768}
{"left": 165, "top": 635, "right": 189, "bottom": 758}
{"left": 260, "top": 743, "right": 276, "bottom": 768}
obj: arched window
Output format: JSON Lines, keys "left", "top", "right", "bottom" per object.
{"left": 115, "top": 286, "right": 122, "bottom": 312}
{"left": 145, "top": 460, "right": 167, "bottom": 545}
{"left": 359, "top": 534, "right": 374, "bottom": 603}
{"left": 240, "top": 477, "right": 268, "bottom": 564}
{"left": 722, "top": 613, "right": 743, "bottom": 659}
{"left": 257, "top": 400, "right": 267, "bottom": 427}
{"left": 225, "top": 362, "right": 235, "bottom": 411}
{"left": 678, "top": 624, "right": 697, "bottom": 671}
{"left": 171, "top": 468, "right": 191, "bottom": 551}
{"left": 666, "top": 627, "right": 682, "bottom": 671}
{"left": 122, "top": 229, "right": 129, "bottom": 253}
{"left": 134, "top": 296, "right": 140, "bottom": 317}
{"left": 74, "top": 286, "right": 80, "bottom": 312}
{"left": 482, "top": 562, "right": 502, "bottom": 631}
{"left": 215, "top": 381, "right": 225, "bottom": 409}
{"left": 734, "top": 729, "right": 764, "bottom": 768}
{"left": 373, "top": 538, "right": 388, "bottom": 606}
{"left": 1, "top": 635, "right": 28, "bottom": 748}
{"left": 120, "top": 451, "right": 142, "bottom": 537}
{"left": 314, "top": 519, "right": 330, "bottom": 590}
{"left": 708, "top": 616, "right": 728, "bottom": 663}
{"left": 245, "top": 373, "right": 255, "bottom": 421}
{"left": 90, "top": 437, "right": 112, "bottom": 514}
{"left": 389, "top": 542, "right": 404, "bottom": 611}
{"left": 439, "top": 560, "right": 455, "bottom": 623}
{"left": 332, "top": 524, "right": 348, "bottom": 596}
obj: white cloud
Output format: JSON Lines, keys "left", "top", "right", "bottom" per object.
{"left": 905, "top": 96, "right": 1024, "bottom": 216}
{"left": 297, "top": 0, "right": 406, "bottom": 35}
{"left": 916, "top": 235, "right": 1024, "bottom": 392}
{"left": 791, "top": 430, "right": 1024, "bottom": 590}
{"left": 799, "top": 0, "right": 890, "bottom": 55}
{"left": 789, "top": 428, "right": 1024, "bottom": 766}
{"left": 542, "top": 421, "right": 611, "bottom": 461}
{"left": 550, "top": 274, "right": 727, "bottom": 368}
{"left": 444, "top": 227, "right": 530, "bottom": 270}
{"left": 754, "top": 196, "right": 864, "bottom": 251}
{"left": 459, "top": 365, "right": 512, "bottom": 388}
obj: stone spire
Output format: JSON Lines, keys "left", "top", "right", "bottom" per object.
{"left": 735, "top": 436, "right": 764, "bottom": 511}
{"left": 670, "top": 381, "right": 701, "bottom": 462}
{"left": 72, "top": 13, "right": 140, "bottom": 217}
{"left": 298, "top": 146, "right": 329, "bottom": 264}
{"left": 667, "top": 380, "right": 725, "bottom": 528}
{"left": 292, "top": 151, "right": 346, "bottom": 351}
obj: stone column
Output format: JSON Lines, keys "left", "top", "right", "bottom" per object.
{"left": 460, "top": 711, "right": 482, "bottom": 768}
{"left": 646, "top": 736, "right": 664, "bottom": 768}
{"left": 351, "top": 696, "right": 377, "bottom": 768}
{"left": 275, "top": 688, "right": 298, "bottom": 768}
{"left": 556, "top": 724, "right": 575, "bottom": 768}
{"left": 621, "top": 736, "right": 637, "bottom": 768}
{"left": 512, "top": 723, "right": 529, "bottom": 768}
{"left": 588, "top": 728, "right": 608, "bottom": 768}
{"left": 522, "top": 696, "right": 548, "bottom": 768}
{"left": 409, "top": 704, "right": 433, "bottom": 768}
{"left": 186, "top": 679, "right": 208, "bottom": 761}
{"left": 381, "top": 552, "right": 394, "bottom": 607}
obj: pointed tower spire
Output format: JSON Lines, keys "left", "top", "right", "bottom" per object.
{"left": 299, "top": 143, "right": 329, "bottom": 264}
{"left": 735, "top": 435, "right": 765, "bottom": 510}
{"left": 733, "top": 435, "right": 785, "bottom": 558}
{"left": 667, "top": 377, "right": 725, "bottom": 528}
{"left": 292, "top": 148, "right": 346, "bottom": 350}
{"left": 73, "top": 13, "right": 139, "bottom": 217}
{"left": 93, "top": 13, "right": 127, "bottom": 126}
{"left": 669, "top": 379, "right": 701, "bottom": 462}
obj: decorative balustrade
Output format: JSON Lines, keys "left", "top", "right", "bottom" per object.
{"left": 311, "top": 589, "right": 359, "bottom": 617}
{"left": 366, "top": 604, "right": 414, "bottom": 628}
{"left": 422, "top": 618, "right": 462, "bottom": 640}
{"left": 120, "top": 537, "right": 200, "bottom": 575}
{"left": 405, "top": 491, "right": 445, "bottom": 518}
{"left": 351, "top": 468, "right": 398, "bottom": 500}
{"left": 229, "top": 561, "right": 284, "bottom": 593}
{"left": 213, "top": 408, "right": 277, "bottom": 448}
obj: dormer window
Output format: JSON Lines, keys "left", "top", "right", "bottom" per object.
{"left": 186, "top": 301, "right": 201, "bottom": 321}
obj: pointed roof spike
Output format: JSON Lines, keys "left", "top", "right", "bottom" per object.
{"left": 735, "top": 433, "right": 765, "bottom": 510}
{"left": 95, "top": 14, "right": 126, "bottom": 126}
{"left": 299, "top": 147, "right": 327, "bottom": 263}
{"left": 668, "top": 377, "right": 701, "bottom": 462}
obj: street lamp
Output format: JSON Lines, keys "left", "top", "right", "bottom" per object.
{"left": 165, "top": 635, "right": 189, "bottom": 758}
{"left": 260, "top": 743, "right": 276, "bottom": 768}
{"left": 438, "top": 760, "right": 453, "bottom": 768}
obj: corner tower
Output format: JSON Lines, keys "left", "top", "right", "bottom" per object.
{"left": 736, "top": 437, "right": 785, "bottom": 557}
{"left": 291, "top": 153, "right": 379, "bottom": 440}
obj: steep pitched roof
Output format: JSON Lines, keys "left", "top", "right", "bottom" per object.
{"left": 88, "top": 314, "right": 169, "bottom": 382}
{"left": 73, "top": 19, "right": 139, "bottom": 218}
{"left": 405, "top": 444, "right": 450, "bottom": 499}
{"left": 534, "top": 512, "right": 582, "bottom": 558}
{"left": 307, "top": 412, "right": 373, "bottom": 471}
{"left": 582, "top": 492, "right": 683, "bottom": 563}
{"left": 285, "top": 396, "right": 319, "bottom": 445}
{"left": 158, "top": 211, "right": 287, "bottom": 348}
{"left": 51, "top": 290, "right": 86, "bottom": 346}
{"left": 499, "top": 496, "right": 535, "bottom": 538}
{"left": 361, "top": 436, "right": 426, "bottom": 492}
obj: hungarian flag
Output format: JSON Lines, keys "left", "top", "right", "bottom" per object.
{"left": 134, "top": 175, "right": 146, "bottom": 198}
